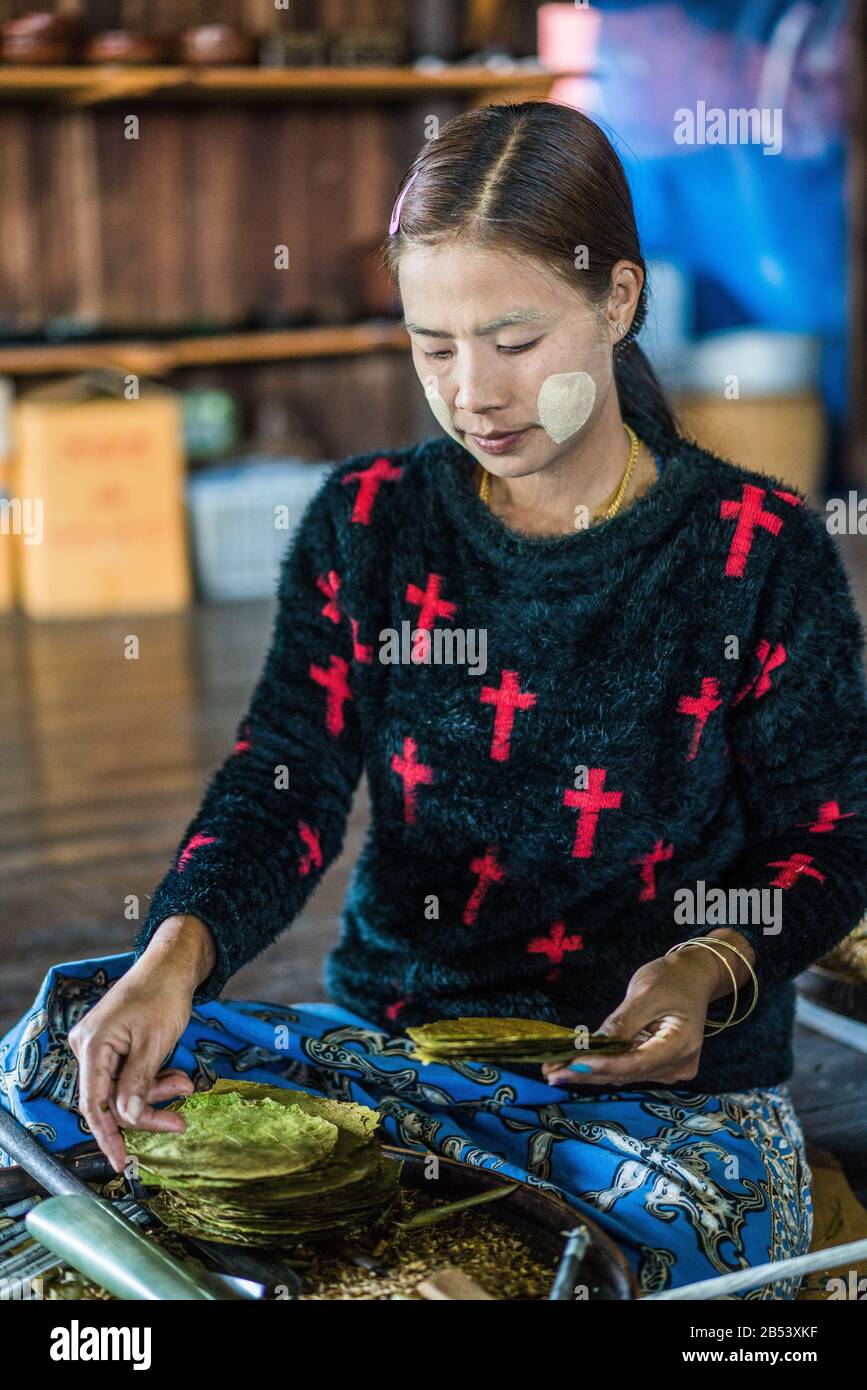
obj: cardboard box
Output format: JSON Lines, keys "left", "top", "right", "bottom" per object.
{"left": 12, "top": 376, "right": 191, "bottom": 618}
{"left": 674, "top": 392, "right": 825, "bottom": 500}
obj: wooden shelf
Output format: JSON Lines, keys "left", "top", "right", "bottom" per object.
{"left": 0, "top": 322, "right": 411, "bottom": 376}
{"left": 0, "top": 63, "right": 571, "bottom": 107}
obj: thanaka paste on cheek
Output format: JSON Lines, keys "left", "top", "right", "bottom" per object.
{"left": 423, "top": 380, "right": 466, "bottom": 448}
{"left": 423, "top": 371, "right": 597, "bottom": 449}
{"left": 537, "top": 372, "right": 596, "bottom": 444}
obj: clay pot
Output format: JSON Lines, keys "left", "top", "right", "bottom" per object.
{"left": 177, "top": 24, "right": 257, "bottom": 66}
{"left": 1, "top": 12, "right": 80, "bottom": 64}
{"left": 83, "top": 30, "right": 166, "bottom": 66}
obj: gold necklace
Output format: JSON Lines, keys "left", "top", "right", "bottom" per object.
{"left": 478, "top": 422, "right": 640, "bottom": 523}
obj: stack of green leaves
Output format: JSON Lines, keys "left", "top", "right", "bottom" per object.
{"left": 405, "top": 1017, "right": 632, "bottom": 1065}
{"left": 122, "top": 1079, "right": 401, "bottom": 1246}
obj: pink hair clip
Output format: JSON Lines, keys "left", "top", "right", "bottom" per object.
{"left": 389, "top": 169, "right": 420, "bottom": 234}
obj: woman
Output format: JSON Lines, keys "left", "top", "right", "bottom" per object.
{"left": 3, "top": 102, "right": 867, "bottom": 1299}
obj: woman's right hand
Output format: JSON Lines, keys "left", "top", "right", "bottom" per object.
{"left": 68, "top": 915, "right": 217, "bottom": 1173}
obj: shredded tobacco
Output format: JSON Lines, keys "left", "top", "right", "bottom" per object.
{"left": 37, "top": 1177, "right": 560, "bottom": 1301}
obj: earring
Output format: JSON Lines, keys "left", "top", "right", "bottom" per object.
{"left": 616, "top": 322, "right": 626, "bottom": 334}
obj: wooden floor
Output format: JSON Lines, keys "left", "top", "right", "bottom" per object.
{"left": 1, "top": 538, "right": 866, "bottom": 1201}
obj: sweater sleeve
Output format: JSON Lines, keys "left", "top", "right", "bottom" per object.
{"left": 132, "top": 466, "right": 366, "bottom": 1003}
{"left": 715, "top": 498, "right": 867, "bottom": 993}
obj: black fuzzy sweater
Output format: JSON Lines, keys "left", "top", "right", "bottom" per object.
{"left": 133, "top": 427, "right": 867, "bottom": 1092}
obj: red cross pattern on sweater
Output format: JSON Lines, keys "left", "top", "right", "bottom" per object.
{"left": 385, "top": 986, "right": 415, "bottom": 1022}
{"left": 309, "top": 653, "right": 353, "bottom": 735}
{"left": 391, "top": 736, "right": 434, "bottom": 824}
{"left": 562, "top": 768, "right": 623, "bottom": 858}
{"left": 177, "top": 832, "right": 216, "bottom": 873}
{"left": 772, "top": 489, "right": 805, "bottom": 509}
{"left": 480, "top": 669, "right": 537, "bottom": 762}
{"left": 720, "top": 484, "right": 784, "bottom": 578}
{"left": 316, "top": 570, "right": 342, "bottom": 624}
{"left": 350, "top": 617, "right": 373, "bottom": 664}
{"left": 768, "top": 852, "right": 826, "bottom": 889}
{"left": 297, "top": 820, "right": 323, "bottom": 877}
{"left": 233, "top": 722, "right": 252, "bottom": 754}
{"left": 463, "top": 845, "right": 506, "bottom": 925}
{"left": 677, "top": 676, "right": 723, "bottom": 761}
{"left": 631, "top": 838, "right": 674, "bottom": 901}
{"left": 316, "top": 569, "right": 372, "bottom": 663}
{"left": 527, "top": 920, "right": 583, "bottom": 982}
{"left": 405, "top": 571, "right": 457, "bottom": 632}
{"left": 731, "top": 639, "right": 787, "bottom": 706}
{"left": 341, "top": 456, "right": 403, "bottom": 524}
{"left": 795, "top": 800, "right": 858, "bottom": 833}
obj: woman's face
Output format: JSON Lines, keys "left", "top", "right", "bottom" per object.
{"left": 398, "top": 241, "right": 631, "bottom": 477}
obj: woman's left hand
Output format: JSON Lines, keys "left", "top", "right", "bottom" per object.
{"left": 541, "top": 947, "right": 724, "bottom": 1087}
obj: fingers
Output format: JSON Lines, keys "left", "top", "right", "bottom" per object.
{"left": 67, "top": 976, "right": 194, "bottom": 1174}
{"left": 116, "top": 1069, "right": 194, "bottom": 1140}
{"left": 115, "top": 1051, "right": 184, "bottom": 1131}
{"left": 75, "top": 1039, "right": 126, "bottom": 1174}
{"left": 544, "top": 1020, "right": 700, "bottom": 1087}
{"left": 121, "top": 1103, "right": 188, "bottom": 1134}
{"left": 594, "top": 998, "right": 655, "bottom": 1043}
{"left": 542, "top": 979, "right": 703, "bottom": 1088}
{"left": 539, "top": 1026, "right": 655, "bottom": 1078}
{"left": 146, "top": 1070, "right": 195, "bottom": 1104}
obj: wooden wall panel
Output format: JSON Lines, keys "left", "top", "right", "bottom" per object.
{"left": 94, "top": 107, "right": 164, "bottom": 327}
{"left": 184, "top": 107, "right": 260, "bottom": 326}
{"left": 0, "top": 101, "right": 414, "bottom": 334}
{"left": 307, "top": 106, "right": 355, "bottom": 323}
{"left": 255, "top": 107, "right": 316, "bottom": 325}
{"left": 135, "top": 110, "right": 188, "bottom": 325}
{"left": 55, "top": 113, "right": 103, "bottom": 326}
{"left": 0, "top": 111, "right": 40, "bottom": 332}
{"left": 347, "top": 103, "right": 392, "bottom": 243}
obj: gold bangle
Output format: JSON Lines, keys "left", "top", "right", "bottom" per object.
{"left": 699, "top": 937, "right": 760, "bottom": 1028}
{"left": 665, "top": 939, "right": 739, "bottom": 1036}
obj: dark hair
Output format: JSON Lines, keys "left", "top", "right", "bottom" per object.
{"left": 382, "top": 100, "right": 682, "bottom": 452}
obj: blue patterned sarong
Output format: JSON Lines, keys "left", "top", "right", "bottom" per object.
{"left": 0, "top": 952, "right": 813, "bottom": 1299}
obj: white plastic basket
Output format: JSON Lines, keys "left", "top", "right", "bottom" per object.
{"left": 187, "top": 457, "right": 334, "bottom": 602}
